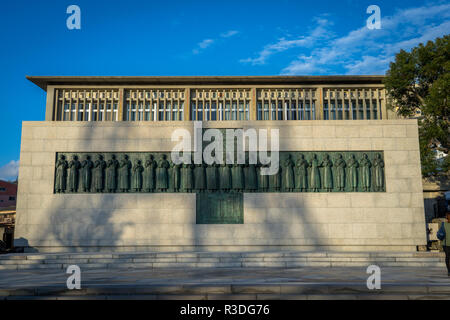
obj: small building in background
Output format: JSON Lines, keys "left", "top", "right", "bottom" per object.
{"left": 0, "top": 180, "right": 17, "bottom": 251}
{"left": 0, "top": 180, "right": 17, "bottom": 208}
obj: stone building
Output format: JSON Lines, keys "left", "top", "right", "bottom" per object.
{"left": 15, "top": 76, "right": 426, "bottom": 252}
{"left": 0, "top": 180, "right": 17, "bottom": 209}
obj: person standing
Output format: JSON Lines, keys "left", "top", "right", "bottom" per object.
{"left": 437, "top": 212, "right": 450, "bottom": 276}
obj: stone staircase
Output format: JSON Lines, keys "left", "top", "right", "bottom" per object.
{"left": 0, "top": 251, "right": 445, "bottom": 271}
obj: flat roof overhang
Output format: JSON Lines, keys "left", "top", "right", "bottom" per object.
{"left": 26, "top": 75, "right": 386, "bottom": 91}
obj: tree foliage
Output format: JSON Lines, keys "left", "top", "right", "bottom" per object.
{"left": 384, "top": 35, "right": 450, "bottom": 176}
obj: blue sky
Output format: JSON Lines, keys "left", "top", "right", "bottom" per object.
{"left": 0, "top": 0, "right": 449, "bottom": 180}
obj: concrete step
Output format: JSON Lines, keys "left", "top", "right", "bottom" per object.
{"left": 2, "top": 283, "right": 450, "bottom": 300}
{"left": 0, "top": 251, "right": 445, "bottom": 270}
{"left": 2, "top": 251, "right": 443, "bottom": 259}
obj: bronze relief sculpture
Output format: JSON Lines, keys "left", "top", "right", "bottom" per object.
{"left": 309, "top": 154, "right": 321, "bottom": 192}
{"left": 172, "top": 161, "right": 182, "bottom": 192}
{"left": 67, "top": 155, "right": 80, "bottom": 192}
{"left": 347, "top": 154, "right": 359, "bottom": 192}
{"left": 132, "top": 159, "right": 144, "bottom": 192}
{"left": 335, "top": 154, "right": 346, "bottom": 192}
{"left": 295, "top": 154, "right": 308, "bottom": 192}
{"left": 81, "top": 155, "right": 93, "bottom": 192}
{"left": 106, "top": 154, "right": 119, "bottom": 192}
{"left": 360, "top": 153, "right": 372, "bottom": 192}
{"left": 206, "top": 162, "right": 219, "bottom": 192}
{"left": 55, "top": 154, "right": 68, "bottom": 193}
{"left": 321, "top": 154, "right": 333, "bottom": 192}
{"left": 232, "top": 162, "right": 244, "bottom": 192}
{"left": 181, "top": 160, "right": 194, "bottom": 192}
{"left": 219, "top": 163, "right": 232, "bottom": 192}
{"left": 283, "top": 154, "right": 295, "bottom": 192}
{"left": 156, "top": 154, "right": 169, "bottom": 192}
{"left": 93, "top": 154, "right": 106, "bottom": 192}
{"left": 55, "top": 151, "right": 385, "bottom": 194}
{"left": 119, "top": 154, "right": 131, "bottom": 192}
{"left": 244, "top": 154, "right": 258, "bottom": 192}
{"left": 144, "top": 154, "right": 156, "bottom": 192}
{"left": 373, "top": 153, "right": 385, "bottom": 192}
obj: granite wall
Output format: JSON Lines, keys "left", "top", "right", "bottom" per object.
{"left": 14, "top": 120, "right": 426, "bottom": 252}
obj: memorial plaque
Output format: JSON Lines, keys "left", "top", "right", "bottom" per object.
{"left": 196, "top": 192, "right": 243, "bottom": 224}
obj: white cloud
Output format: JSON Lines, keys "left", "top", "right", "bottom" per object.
{"left": 192, "top": 39, "right": 214, "bottom": 54}
{"left": 246, "top": 2, "right": 450, "bottom": 75}
{"left": 384, "top": 20, "right": 450, "bottom": 56}
{"left": 241, "top": 17, "right": 333, "bottom": 65}
{"left": 282, "top": 55, "right": 327, "bottom": 74}
{"left": 345, "top": 55, "right": 395, "bottom": 75}
{"left": 192, "top": 30, "right": 239, "bottom": 55}
{"left": 0, "top": 160, "right": 19, "bottom": 181}
{"left": 198, "top": 39, "right": 214, "bottom": 49}
{"left": 220, "top": 30, "right": 239, "bottom": 38}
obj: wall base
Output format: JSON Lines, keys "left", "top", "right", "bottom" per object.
{"left": 19, "top": 245, "right": 420, "bottom": 254}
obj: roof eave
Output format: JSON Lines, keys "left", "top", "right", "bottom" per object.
{"left": 26, "top": 75, "right": 386, "bottom": 91}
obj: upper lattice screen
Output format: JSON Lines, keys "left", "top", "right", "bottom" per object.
{"left": 40, "top": 76, "right": 387, "bottom": 122}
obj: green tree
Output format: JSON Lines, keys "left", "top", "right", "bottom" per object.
{"left": 384, "top": 35, "right": 450, "bottom": 176}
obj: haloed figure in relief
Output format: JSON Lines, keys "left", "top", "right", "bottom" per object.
{"left": 270, "top": 165, "right": 281, "bottom": 191}
{"left": 55, "top": 154, "right": 68, "bottom": 193}
{"left": 309, "top": 154, "right": 321, "bottom": 192}
{"left": 93, "top": 154, "right": 106, "bottom": 192}
{"left": 360, "top": 153, "right": 372, "bottom": 192}
{"left": 181, "top": 159, "right": 194, "bottom": 193}
{"left": 206, "top": 161, "right": 219, "bottom": 193}
{"left": 81, "top": 155, "right": 93, "bottom": 192}
{"left": 348, "top": 154, "right": 359, "bottom": 192}
{"left": 258, "top": 162, "right": 269, "bottom": 192}
{"left": 283, "top": 154, "right": 295, "bottom": 192}
{"left": 132, "top": 159, "right": 144, "bottom": 192}
{"left": 67, "top": 155, "right": 80, "bottom": 192}
{"left": 232, "top": 162, "right": 244, "bottom": 192}
{"left": 144, "top": 154, "right": 156, "bottom": 192}
{"left": 335, "top": 154, "right": 346, "bottom": 192}
{"left": 373, "top": 153, "right": 385, "bottom": 191}
{"left": 119, "top": 154, "right": 131, "bottom": 192}
{"left": 106, "top": 154, "right": 119, "bottom": 192}
{"left": 156, "top": 154, "right": 169, "bottom": 192}
{"left": 295, "top": 154, "right": 308, "bottom": 192}
{"left": 219, "top": 162, "right": 232, "bottom": 192}
{"left": 194, "top": 162, "right": 206, "bottom": 192}
{"left": 172, "top": 161, "right": 182, "bottom": 192}
{"left": 321, "top": 154, "right": 333, "bottom": 192}
{"left": 245, "top": 154, "right": 258, "bottom": 192}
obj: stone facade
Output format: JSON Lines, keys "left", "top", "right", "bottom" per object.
{"left": 15, "top": 120, "right": 426, "bottom": 252}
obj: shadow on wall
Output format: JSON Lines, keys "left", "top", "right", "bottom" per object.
{"left": 16, "top": 123, "right": 133, "bottom": 253}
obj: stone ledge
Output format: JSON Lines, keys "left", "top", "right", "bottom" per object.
{"left": 1, "top": 282, "right": 449, "bottom": 299}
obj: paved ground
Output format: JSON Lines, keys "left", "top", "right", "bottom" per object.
{"left": 1, "top": 266, "right": 449, "bottom": 299}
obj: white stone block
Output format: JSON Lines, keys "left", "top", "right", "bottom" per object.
{"left": 335, "top": 126, "right": 360, "bottom": 138}
{"left": 383, "top": 125, "right": 407, "bottom": 138}
{"left": 329, "top": 224, "right": 353, "bottom": 239}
